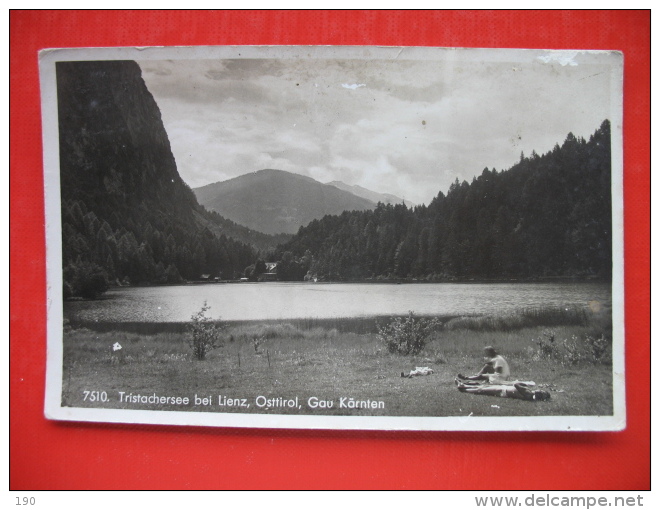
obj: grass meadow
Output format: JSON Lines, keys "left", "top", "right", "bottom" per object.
{"left": 61, "top": 306, "right": 614, "bottom": 418}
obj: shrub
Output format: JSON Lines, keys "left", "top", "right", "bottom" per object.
{"left": 563, "top": 334, "right": 612, "bottom": 365}
{"left": 532, "top": 329, "right": 612, "bottom": 366}
{"left": 377, "top": 311, "right": 441, "bottom": 355}
{"left": 586, "top": 334, "right": 611, "bottom": 363}
{"left": 188, "top": 302, "right": 223, "bottom": 360}
{"left": 533, "top": 329, "right": 559, "bottom": 359}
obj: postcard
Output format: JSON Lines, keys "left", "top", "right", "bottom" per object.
{"left": 40, "top": 45, "right": 624, "bottom": 430}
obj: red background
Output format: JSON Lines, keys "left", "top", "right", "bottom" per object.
{"left": 10, "top": 10, "right": 650, "bottom": 490}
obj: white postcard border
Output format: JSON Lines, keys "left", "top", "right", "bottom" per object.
{"left": 40, "top": 45, "right": 625, "bottom": 432}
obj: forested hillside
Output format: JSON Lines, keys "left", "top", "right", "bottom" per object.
{"left": 57, "top": 60, "right": 259, "bottom": 297}
{"left": 56, "top": 59, "right": 612, "bottom": 293}
{"left": 280, "top": 121, "right": 612, "bottom": 281}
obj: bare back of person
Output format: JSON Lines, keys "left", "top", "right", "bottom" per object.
{"left": 458, "top": 346, "right": 510, "bottom": 384}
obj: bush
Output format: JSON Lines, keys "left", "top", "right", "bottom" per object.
{"left": 188, "top": 302, "right": 223, "bottom": 360}
{"left": 532, "top": 329, "right": 612, "bottom": 366}
{"left": 377, "top": 311, "right": 441, "bottom": 355}
{"left": 562, "top": 334, "right": 612, "bottom": 365}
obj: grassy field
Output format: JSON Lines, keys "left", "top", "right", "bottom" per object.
{"left": 61, "top": 306, "right": 614, "bottom": 418}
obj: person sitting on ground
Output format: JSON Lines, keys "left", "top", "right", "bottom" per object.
{"left": 457, "top": 346, "right": 510, "bottom": 385}
{"left": 454, "top": 346, "right": 550, "bottom": 401}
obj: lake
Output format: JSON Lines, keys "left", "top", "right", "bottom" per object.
{"left": 64, "top": 281, "right": 612, "bottom": 323}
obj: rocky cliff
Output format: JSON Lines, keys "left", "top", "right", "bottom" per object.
{"left": 56, "top": 60, "right": 258, "bottom": 287}
{"left": 57, "top": 60, "right": 198, "bottom": 227}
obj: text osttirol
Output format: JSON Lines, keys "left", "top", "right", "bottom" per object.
{"left": 255, "top": 396, "right": 301, "bottom": 409}
{"left": 118, "top": 391, "right": 189, "bottom": 405}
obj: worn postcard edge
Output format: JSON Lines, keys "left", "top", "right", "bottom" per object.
{"left": 40, "top": 45, "right": 625, "bottom": 432}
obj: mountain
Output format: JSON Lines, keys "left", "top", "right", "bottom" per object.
{"left": 326, "top": 181, "right": 416, "bottom": 208}
{"left": 193, "top": 169, "right": 377, "bottom": 235}
{"left": 57, "top": 60, "right": 260, "bottom": 294}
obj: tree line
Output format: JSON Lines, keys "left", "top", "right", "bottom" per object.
{"left": 277, "top": 120, "right": 612, "bottom": 282}
{"left": 62, "top": 117, "right": 611, "bottom": 296}
{"left": 62, "top": 199, "right": 258, "bottom": 298}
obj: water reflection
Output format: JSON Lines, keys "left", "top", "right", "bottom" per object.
{"left": 64, "top": 282, "right": 612, "bottom": 323}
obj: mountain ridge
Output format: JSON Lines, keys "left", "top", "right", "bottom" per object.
{"left": 326, "top": 180, "right": 415, "bottom": 208}
{"left": 194, "top": 169, "right": 377, "bottom": 235}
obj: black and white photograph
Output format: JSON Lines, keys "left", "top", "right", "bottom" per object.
{"left": 40, "top": 45, "right": 624, "bottom": 431}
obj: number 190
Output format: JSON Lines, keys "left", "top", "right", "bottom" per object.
{"left": 16, "top": 497, "right": 35, "bottom": 506}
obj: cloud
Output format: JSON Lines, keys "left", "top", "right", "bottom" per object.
{"left": 138, "top": 53, "right": 613, "bottom": 205}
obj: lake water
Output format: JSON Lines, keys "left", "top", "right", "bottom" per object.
{"left": 64, "top": 282, "right": 612, "bottom": 323}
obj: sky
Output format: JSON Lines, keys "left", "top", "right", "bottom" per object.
{"left": 138, "top": 49, "right": 616, "bottom": 205}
